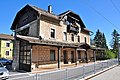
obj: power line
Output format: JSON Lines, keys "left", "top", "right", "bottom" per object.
{"left": 82, "top": 1, "right": 120, "bottom": 31}
{"left": 110, "top": 0, "right": 120, "bottom": 14}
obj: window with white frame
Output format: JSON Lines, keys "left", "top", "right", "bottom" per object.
{"left": 78, "top": 36, "right": 80, "bottom": 42}
{"left": 51, "top": 28, "right": 55, "bottom": 38}
{"left": 63, "top": 32, "right": 67, "bottom": 41}
{"left": 71, "top": 34, "right": 74, "bottom": 41}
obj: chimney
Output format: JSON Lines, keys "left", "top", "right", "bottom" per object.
{"left": 48, "top": 5, "right": 52, "bottom": 13}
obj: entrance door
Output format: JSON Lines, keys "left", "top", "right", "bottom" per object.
{"left": 19, "top": 41, "right": 31, "bottom": 72}
{"left": 71, "top": 51, "right": 75, "bottom": 63}
{"left": 63, "top": 50, "right": 68, "bottom": 64}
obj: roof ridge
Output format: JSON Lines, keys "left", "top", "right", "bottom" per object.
{"left": 31, "top": 5, "right": 58, "bottom": 17}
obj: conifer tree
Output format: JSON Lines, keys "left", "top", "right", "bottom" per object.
{"left": 110, "top": 29, "right": 119, "bottom": 54}
{"left": 93, "top": 29, "right": 103, "bottom": 47}
{"left": 102, "top": 33, "right": 108, "bottom": 49}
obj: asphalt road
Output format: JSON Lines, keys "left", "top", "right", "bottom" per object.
{"left": 89, "top": 66, "right": 120, "bottom": 80}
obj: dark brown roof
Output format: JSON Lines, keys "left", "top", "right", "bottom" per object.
{"left": 91, "top": 47, "right": 105, "bottom": 50}
{"left": 31, "top": 5, "right": 59, "bottom": 20}
{"left": 11, "top": 4, "right": 59, "bottom": 30}
{"left": 16, "top": 35, "right": 78, "bottom": 47}
{"left": 78, "top": 42, "right": 91, "bottom": 49}
{"left": 0, "top": 34, "right": 14, "bottom": 40}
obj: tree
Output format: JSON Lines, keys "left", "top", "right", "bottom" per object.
{"left": 102, "top": 33, "right": 108, "bottom": 49}
{"left": 93, "top": 29, "right": 103, "bottom": 48}
{"left": 110, "top": 29, "right": 119, "bottom": 56}
{"left": 93, "top": 29, "right": 108, "bottom": 49}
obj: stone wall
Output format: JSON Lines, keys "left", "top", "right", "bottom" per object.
{"left": 32, "top": 45, "right": 58, "bottom": 65}
{"left": 12, "top": 40, "right": 20, "bottom": 71}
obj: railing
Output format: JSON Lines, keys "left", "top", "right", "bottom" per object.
{"left": 9, "top": 59, "right": 118, "bottom": 80}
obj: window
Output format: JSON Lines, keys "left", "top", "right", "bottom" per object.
{"left": 6, "top": 43, "right": 10, "bottom": 47}
{"left": 71, "top": 34, "right": 74, "bottom": 41}
{"left": 50, "top": 50, "right": 55, "bottom": 61}
{"left": 78, "top": 51, "right": 81, "bottom": 59}
{"left": 51, "top": 29, "right": 55, "bottom": 38}
{"left": 6, "top": 51, "right": 9, "bottom": 56}
{"left": 84, "top": 37, "right": 87, "bottom": 43}
{"left": 63, "top": 32, "right": 67, "bottom": 41}
{"left": 78, "top": 36, "right": 80, "bottom": 42}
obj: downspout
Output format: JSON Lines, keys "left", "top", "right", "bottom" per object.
{"left": 85, "top": 49, "right": 88, "bottom": 63}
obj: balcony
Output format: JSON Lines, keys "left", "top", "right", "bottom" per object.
{"left": 67, "top": 25, "right": 79, "bottom": 34}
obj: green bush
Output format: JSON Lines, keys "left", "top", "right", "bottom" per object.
{"left": 105, "top": 49, "right": 116, "bottom": 59}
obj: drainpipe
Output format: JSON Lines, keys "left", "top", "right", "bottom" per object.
{"left": 58, "top": 47, "right": 61, "bottom": 69}
{"left": 75, "top": 48, "right": 77, "bottom": 65}
{"left": 85, "top": 49, "right": 88, "bottom": 63}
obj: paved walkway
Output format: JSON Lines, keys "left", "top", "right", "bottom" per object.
{"left": 32, "top": 62, "right": 96, "bottom": 73}
{"left": 89, "top": 66, "right": 120, "bottom": 80}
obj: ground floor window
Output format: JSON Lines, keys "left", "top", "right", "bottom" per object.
{"left": 6, "top": 51, "right": 9, "bottom": 56}
{"left": 50, "top": 50, "right": 55, "bottom": 61}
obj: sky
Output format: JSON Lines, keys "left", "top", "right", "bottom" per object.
{"left": 0, "top": 0, "right": 120, "bottom": 48}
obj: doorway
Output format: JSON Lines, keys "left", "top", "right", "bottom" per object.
{"left": 63, "top": 50, "right": 68, "bottom": 64}
{"left": 71, "top": 51, "right": 75, "bottom": 63}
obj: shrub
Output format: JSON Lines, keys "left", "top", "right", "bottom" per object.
{"left": 105, "top": 49, "right": 116, "bottom": 59}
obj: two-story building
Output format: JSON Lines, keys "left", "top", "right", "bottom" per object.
{"left": 0, "top": 34, "right": 13, "bottom": 60}
{"left": 11, "top": 4, "right": 95, "bottom": 72}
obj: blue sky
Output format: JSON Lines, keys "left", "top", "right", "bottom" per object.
{"left": 0, "top": 0, "right": 120, "bottom": 48}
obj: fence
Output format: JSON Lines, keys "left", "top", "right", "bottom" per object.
{"left": 9, "top": 59, "right": 118, "bottom": 80}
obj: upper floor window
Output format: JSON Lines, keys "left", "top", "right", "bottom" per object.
{"left": 63, "top": 32, "right": 67, "bottom": 41}
{"left": 78, "top": 36, "right": 80, "bottom": 42}
{"left": 18, "top": 28, "right": 29, "bottom": 36}
{"left": 71, "top": 34, "right": 74, "bottom": 41}
{"left": 51, "top": 28, "right": 55, "bottom": 38}
{"left": 6, "top": 43, "right": 10, "bottom": 47}
{"left": 84, "top": 37, "right": 87, "bottom": 43}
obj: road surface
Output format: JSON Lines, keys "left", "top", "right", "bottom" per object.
{"left": 89, "top": 66, "right": 120, "bottom": 80}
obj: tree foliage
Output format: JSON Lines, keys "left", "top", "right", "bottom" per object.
{"left": 102, "top": 33, "right": 108, "bottom": 49}
{"left": 110, "top": 29, "right": 119, "bottom": 57}
{"left": 105, "top": 49, "right": 116, "bottom": 59}
{"left": 93, "top": 29, "right": 108, "bottom": 49}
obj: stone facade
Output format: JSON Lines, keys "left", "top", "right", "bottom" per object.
{"left": 11, "top": 4, "right": 94, "bottom": 72}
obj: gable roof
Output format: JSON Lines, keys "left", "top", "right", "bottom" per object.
{"left": 11, "top": 4, "right": 59, "bottom": 30}
{"left": 0, "top": 34, "right": 14, "bottom": 40}
{"left": 59, "top": 10, "right": 86, "bottom": 28}
{"left": 11, "top": 4, "right": 87, "bottom": 30}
